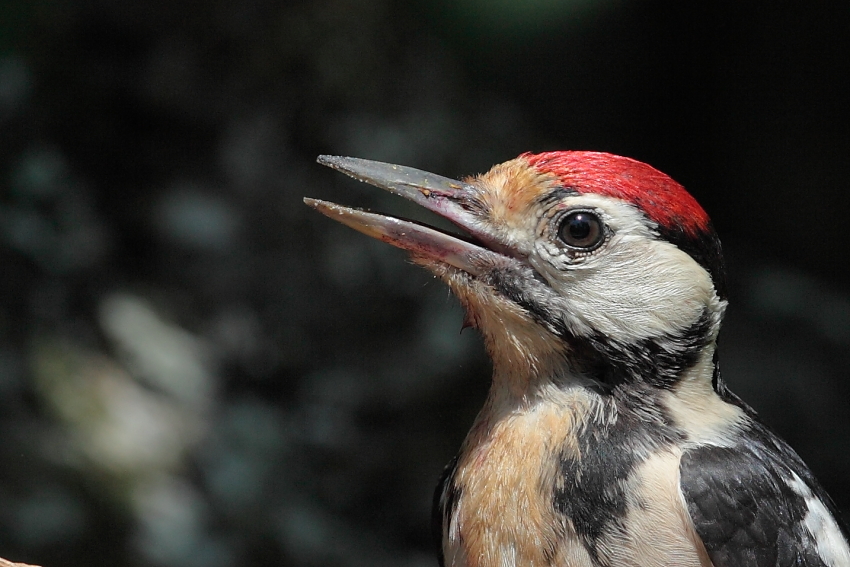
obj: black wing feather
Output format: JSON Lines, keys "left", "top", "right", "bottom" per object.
{"left": 680, "top": 419, "right": 847, "bottom": 567}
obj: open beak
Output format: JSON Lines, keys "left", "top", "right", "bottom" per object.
{"left": 304, "top": 156, "right": 509, "bottom": 276}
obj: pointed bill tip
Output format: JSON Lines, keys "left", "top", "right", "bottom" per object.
{"left": 316, "top": 155, "right": 344, "bottom": 169}
{"left": 303, "top": 197, "right": 349, "bottom": 217}
{"left": 317, "top": 155, "right": 392, "bottom": 183}
{"left": 315, "top": 155, "right": 475, "bottom": 198}
{"left": 304, "top": 198, "right": 392, "bottom": 243}
{"left": 304, "top": 196, "right": 344, "bottom": 217}
{"left": 316, "top": 155, "right": 413, "bottom": 191}
{"left": 302, "top": 197, "right": 496, "bottom": 276}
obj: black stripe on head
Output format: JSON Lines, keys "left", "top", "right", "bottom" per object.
{"left": 656, "top": 221, "right": 728, "bottom": 301}
{"left": 536, "top": 186, "right": 580, "bottom": 208}
{"left": 578, "top": 308, "right": 715, "bottom": 389}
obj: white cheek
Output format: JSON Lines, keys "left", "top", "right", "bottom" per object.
{"left": 535, "top": 237, "right": 719, "bottom": 342}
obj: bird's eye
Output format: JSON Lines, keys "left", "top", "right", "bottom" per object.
{"left": 557, "top": 211, "right": 604, "bottom": 249}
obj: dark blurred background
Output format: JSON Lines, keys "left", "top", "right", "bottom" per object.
{"left": 1, "top": 1, "right": 849, "bottom": 566}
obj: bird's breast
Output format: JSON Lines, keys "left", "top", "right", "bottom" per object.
{"left": 442, "top": 388, "right": 714, "bottom": 567}
{"left": 444, "top": 391, "right": 597, "bottom": 567}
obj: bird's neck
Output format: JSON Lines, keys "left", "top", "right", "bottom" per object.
{"left": 486, "top": 323, "right": 723, "bottom": 412}
{"left": 471, "top": 296, "right": 572, "bottom": 399}
{"left": 659, "top": 343, "right": 748, "bottom": 446}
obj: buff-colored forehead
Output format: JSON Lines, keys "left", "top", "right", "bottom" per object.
{"left": 465, "top": 156, "right": 560, "bottom": 227}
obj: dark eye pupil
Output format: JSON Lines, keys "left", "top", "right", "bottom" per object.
{"left": 569, "top": 216, "right": 591, "bottom": 240}
{"left": 558, "top": 211, "right": 603, "bottom": 249}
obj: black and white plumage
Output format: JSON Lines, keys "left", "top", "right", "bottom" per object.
{"left": 305, "top": 151, "right": 850, "bottom": 567}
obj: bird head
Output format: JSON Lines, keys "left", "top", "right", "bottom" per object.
{"left": 305, "top": 152, "right": 727, "bottom": 397}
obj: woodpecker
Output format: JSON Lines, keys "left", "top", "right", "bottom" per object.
{"left": 305, "top": 151, "right": 850, "bottom": 567}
